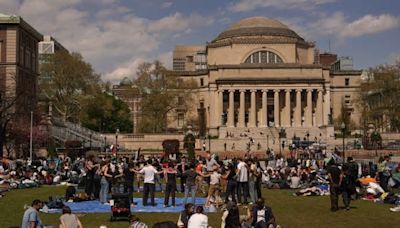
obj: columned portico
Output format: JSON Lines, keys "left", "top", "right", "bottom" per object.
{"left": 217, "top": 87, "right": 325, "bottom": 129}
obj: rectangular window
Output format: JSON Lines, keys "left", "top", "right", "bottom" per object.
{"left": 345, "top": 78, "right": 349, "bottom": 86}
{"left": 200, "top": 78, "right": 204, "bottom": 86}
{"left": 177, "top": 113, "right": 185, "bottom": 127}
{"left": 186, "top": 56, "right": 193, "bottom": 63}
{"left": 178, "top": 96, "right": 184, "bottom": 105}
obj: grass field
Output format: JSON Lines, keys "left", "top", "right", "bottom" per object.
{"left": 0, "top": 186, "right": 399, "bottom": 228}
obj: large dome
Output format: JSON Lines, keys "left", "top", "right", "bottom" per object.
{"left": 212, "top": 16, "right": 303, "bottom": 43}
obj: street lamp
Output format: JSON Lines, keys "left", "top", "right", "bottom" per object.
{"left": 341, "top": 122, "right": 346, "bottom": 165}
{"left": 115, "top": 128, "right": 119, "bottom": 148}
{"left": 29, "top": 111, "right": 33, "bottom": 161}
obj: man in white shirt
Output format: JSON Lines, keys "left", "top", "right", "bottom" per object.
{"left": 188, "top": 206, "right": 208, "bottom": 228}
{"left": 134, "top": 159, "right": 160, "bottom": 206}
{"left": 237, "top": 158, "right": 249, "bottom": 205}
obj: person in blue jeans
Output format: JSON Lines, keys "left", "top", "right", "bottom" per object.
{"left": 183, "top": 164, "right": 200, "bottom": 205}
{"left": 99, "top": 161, "right": 110, "bottom": 204}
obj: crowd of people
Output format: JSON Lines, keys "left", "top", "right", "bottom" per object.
{"left": 2, "top": 146, "right": 400, "bottom": 227}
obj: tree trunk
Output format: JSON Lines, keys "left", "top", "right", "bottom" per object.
{"left": 0, "top": 128, "right": 4, "bottom": 158}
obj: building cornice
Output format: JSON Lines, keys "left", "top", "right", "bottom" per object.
{"left": 0, "top": 16, "right": 43, "bottom": 40}
{"left": 207, "top": 36, "right": 312, "bottom": 48}
{"left": 330, "top": 70, "right": 362, "bottom": 76}
{"left": 209, "top": 63, "right": 323, "bottom": 70}
{"left": 168, "top": 70, "right": 209, "bottom": 76}
{"left": 216, "top": 77, "right": 325, "bottom": 84}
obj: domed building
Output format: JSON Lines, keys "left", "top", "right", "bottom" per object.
{"left": 170, "top": 17, "right": 361, "bottom": 147}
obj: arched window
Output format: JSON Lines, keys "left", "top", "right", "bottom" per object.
{"left": 244, "top": 51, "right": 283, "bottom": 64}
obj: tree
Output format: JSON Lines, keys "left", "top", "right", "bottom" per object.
{"left": 0, "top": 73, "right": 26, "bottom": 158}
{"left": 7, "top": 117, "right": 48, "bottom": 158}
{"left": 134, "top": 61, "right": 197, "bottom": 133}
{"left": 40, "top": 51, "right": 101, "bottom": 122}
{"left": 359, "top": 61, "right": 400, "bottom": 132}
{"left": 333, "top": 99, "right": 356, "bottom": 136}
{"left": 79, "top": 91, "right": 133, "bottom": 133}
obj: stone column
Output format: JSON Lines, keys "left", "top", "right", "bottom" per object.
{"left": 249, "top": 89, "right": 256, "bottom": 127}
{"left": 284, "top": 89, "right": 291, "bottom": 127}
{"left": 218, "top": 90, "right": 224, "bottom": 126}
{"left": 316, "top": 89, "right": 323, "bottom": 126}
{"left": 238, "top": 89, "right": 245, "bottom": 127}
{"left": 294, "top": 89, "right": 302, "bottom": 127}
{"left": 324, "top": 87, "right": 331, "bottom": 125}
{"left": 227, "top": 89, "right": 235, "bottom": 127}
{"left": 305, "top": 89, "right": 313, "bottom": 127}
{"left": 261, "top": 90, "right": 268, "bottom": 127}
{"left": 274, "top": 89, "right": 280, "bottom": 127}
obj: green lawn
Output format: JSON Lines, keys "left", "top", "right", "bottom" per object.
{"left": 0, "top": 186, "right": 399, "bottom": 228}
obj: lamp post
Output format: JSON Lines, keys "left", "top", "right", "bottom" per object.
{"left": 29, "top": 111, "right": 33, "bottom": 161}
{"left": 267, "top": 134, "right": 269, "bottom": 150}
{"left": 341, "top": 122, "right": 346, "bottom": 165}
{"left": 115, "top": 128, "right": 119, "bottom": 153}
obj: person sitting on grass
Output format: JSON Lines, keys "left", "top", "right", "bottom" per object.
{"left": 59, "top": 205, "right": 83, "bottom": 228}
{"left": 130, "top": 215, "right": 148, "bottom": 228}
{"left": 188, "top": 206, "right": 208, "bottom": 228}
{"left": 22, "top": 199, "right": 43, "bottom": 228}
{"left": 251, "top": 198, "right": 278, "bottom": 228}
{"left": 221, "top": 201, "right": 240, "bottom": 228}
{"left": 177, "top": 203, "right": 195, "bottom": 228}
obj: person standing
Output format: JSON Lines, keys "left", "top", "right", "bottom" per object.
{"left": 205, "top": 165, "right": 222, "bottom": 208}
{"left": 183, "top": 164, "right": 199, "bottom": 205}
{"left": 99, "top": 161, "right": 111, "bottom": 204}
{"left": 341, "top": 165, "right": 355, "bottom": 211}
{"left": 59, "top": 206, "right": 83, "bottom": 228}
{"left": 195, "top": 159, "right": 206, "bottom": 194}
{"left": 224, "top": 163, "right": 237, "bottom": 203}
{"left": 133, "top": 159, "right": 161, "bottom": 206}
{"left": 85, "top": 155, "right": 99, "bottom": 199}
{"left": 247, "top": 159, "right": 259, "bottom": 204}
{"left": 237, "top": 158, "right": 249, "bottom": 205}
{"left": 177, "top": 157, "right": 189, "bottom": 193}
{"left": 164, "top": 162, "right": 178, "bottom": 207}
{"left": 22, "top": 200, "right": 43, "bottom": 228}
{"left": 327, "top": 159, "right": 342, "bottom": 212}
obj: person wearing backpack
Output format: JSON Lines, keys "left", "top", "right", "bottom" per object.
{"left": 251, "top": 198, "right": 277, "bottom": 228}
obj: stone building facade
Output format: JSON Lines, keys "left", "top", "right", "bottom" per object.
{"left": 170, "top": 17, "right": 362, "bottom": 140}
{"left": 0, "top": 14, "right": 42, "bottom": 118}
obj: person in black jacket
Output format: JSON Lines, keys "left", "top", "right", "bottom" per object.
{"left": 251, "top": 198, "right": 277, "bottom": 228}
{"left": 177, "top": 203, "right": 194, "bottom": 228}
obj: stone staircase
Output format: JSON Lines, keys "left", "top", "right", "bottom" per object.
{"left": 50, "top": 118, "right": 104, "bottom": 148}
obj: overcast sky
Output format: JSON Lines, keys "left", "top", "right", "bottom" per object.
{"left": 1, "top": 0, "right": 399, "bottom": 83}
